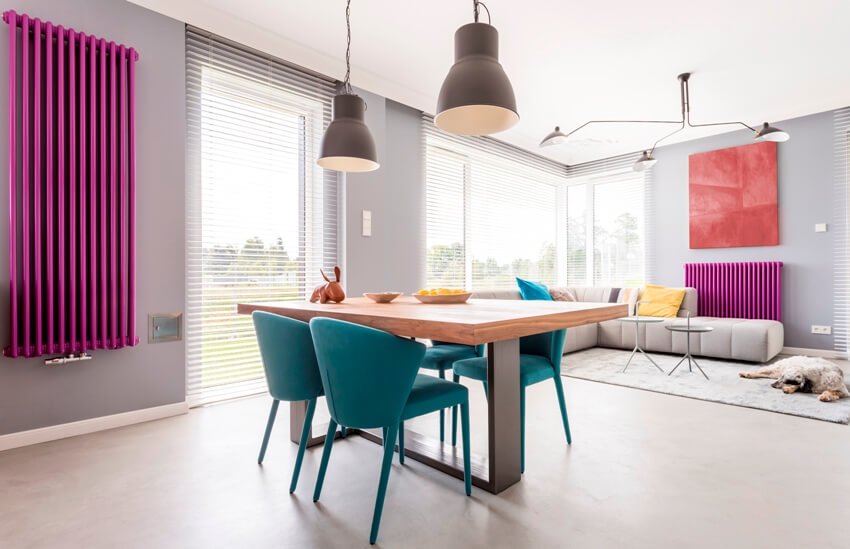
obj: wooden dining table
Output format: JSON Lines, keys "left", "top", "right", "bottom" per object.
{"left": 237, "top": 296, "right": 627, "bottom": 494}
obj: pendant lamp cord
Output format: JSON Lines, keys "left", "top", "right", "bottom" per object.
{"left": 343, "top": 0, "right": 353, "bottom": 94}
{"left": 473, "top": 1, "right": 491, "bottom": 24}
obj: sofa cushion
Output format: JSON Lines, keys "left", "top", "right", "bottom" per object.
{"left": 549, "top": 287, "right": 576, "bottom": 302}
{"left": 562, "top": 323, "right": 598, "bottom": 354}
{"left": 638, "top": 284, "right": 687, "bottom": 317}
{"left": 677, "top": 287, "right": 698, "bottom": 317}
{"left": 471, "top": 289, "right": 522, "bottom": 300}
{"left": 516, "top": 277, "right": 553, "bottom": 301}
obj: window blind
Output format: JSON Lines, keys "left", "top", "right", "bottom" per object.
{"left": 834, "top": 107, "right": 850, "bottom": 353}
{"left": 567, "top": 153, "right": 648, "bottom": 287}
{"left": 186, "top": 28, "right": 338, "bottom": 405}
{"left": 422, "top": 115, "right": 565, "bottom": 291}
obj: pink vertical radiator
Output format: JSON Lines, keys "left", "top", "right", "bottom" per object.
{"left": 5, "top": 11, "right": 139, "bottom": 357}
{"left": 683, "top": 262, "right": 783, "bottom": 322}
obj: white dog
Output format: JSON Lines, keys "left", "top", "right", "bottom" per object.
{"left": 739, "top": 356, "right": 850, "bottom": 402}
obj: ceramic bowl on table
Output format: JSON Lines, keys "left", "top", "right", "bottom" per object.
{"left": 413, "top": 292, "right": 472, "bottom": 304}
{"left": 363, "top": 292, "right": 402, "bottom": 303}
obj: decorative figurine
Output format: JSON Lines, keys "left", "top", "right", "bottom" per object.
{"left": 310, "top": 266, "right": 346, "bottom": 304}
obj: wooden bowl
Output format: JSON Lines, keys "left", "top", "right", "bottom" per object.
{"left": 413, "top": 292, "right": 472, "bottom": 304}
{"left": 363, "top": 292, "right": 402, "bottom": 303}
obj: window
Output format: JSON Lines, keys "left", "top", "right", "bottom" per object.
{"left": 423, "top": 117, "right": 565, "bottom": 290}
{"left": 833, "top": 107, "right": 850, "bottom": 353}
{"left": 425, "top": 116, "right": 648, "bottom": 292}
{"left": 186, "top": 29, "right": 337, "bottom": 405}
{"left": 566, "top": 156, "right": 648, "bottom": 287}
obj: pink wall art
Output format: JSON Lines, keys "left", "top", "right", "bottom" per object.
{"left": 688, "top": 141, "right": 778, "bottom": 249}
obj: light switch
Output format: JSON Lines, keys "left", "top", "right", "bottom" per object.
{"left": 362, "top": 210, "right": 372, "bottom": 237}
{"left": 815, "top": 223, "right": 828, "bottom": 233}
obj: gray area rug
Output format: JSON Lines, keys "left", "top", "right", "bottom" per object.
{"left": 561, "top": 347, "right": 850, "bottom": 424}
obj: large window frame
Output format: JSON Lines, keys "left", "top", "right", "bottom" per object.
{"left": 424, "top": 117, "right": 649, "bottom": 292}
{"left": 186, "top": 29, "right": 337, "bottom": 406}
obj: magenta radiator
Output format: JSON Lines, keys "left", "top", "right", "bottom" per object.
{"left": 684, "top": 262, "right": 783, "bottom": 322}
{"left": 5, "top": 11, "right": 139, "bottom": 357}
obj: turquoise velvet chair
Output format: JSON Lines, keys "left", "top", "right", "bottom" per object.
{"left": 253, "top": 311, "right": 344, "bottom": 494}
{"left": 453, "top": 329, "right": 571, "bottom": 473}
{"left": 310, "top": 318, "right": 471, "bottom": 545}
{"left": 421, "top": 341, "right": 484, "bottom": 445}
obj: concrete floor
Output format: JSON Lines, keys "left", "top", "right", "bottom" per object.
{"left": 1, "top": 375, "right": 849, "bottom": 549}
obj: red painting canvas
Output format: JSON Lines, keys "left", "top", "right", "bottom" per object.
{"left": 689, "top": 141, "right": 778, "bottom": 249}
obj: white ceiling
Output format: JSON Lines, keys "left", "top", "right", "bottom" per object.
{"left": 132, "top": 0, "right": 850, "bottom": 165}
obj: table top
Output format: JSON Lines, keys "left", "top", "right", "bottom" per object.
{"left": 665, "top": 324, "right": 714, "bottom": 333}
{"left": 616, "top": 315, "right": 667, "bottom": 324}
{"left": 237, "top": 297, "right": 628, "bottom": 345}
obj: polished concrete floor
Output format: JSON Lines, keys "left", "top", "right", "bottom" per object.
{"left": 2, "top": 374, "right": 850, "bottom": 549}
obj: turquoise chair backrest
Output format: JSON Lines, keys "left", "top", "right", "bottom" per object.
{"left": 432, "top": 340, "right": 485, "bottom": 356}
{"left": 310, "top": 318, "right": 425, "bottom": 429}
{"left": 252, "top": 311, "right": 324, "bottom": 402}
{"left": 520, "top": 329, "right": 567, "bottom": 372}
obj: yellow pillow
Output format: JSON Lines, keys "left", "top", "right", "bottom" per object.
{"left": 638, "top": 284, "right": 686, "bottom": 318}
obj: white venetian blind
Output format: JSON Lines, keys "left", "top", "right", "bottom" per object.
{"left": 834, "top": 107, "right": 850, "bottom": 353}
{"left": 186, "top": 28, "right": 338, "bottom": 405}
{"left": 567, "top": 153, "right": 647, "bottom": 287}
{"left": 423, "top": 115, "right": 565, "bottom": 291}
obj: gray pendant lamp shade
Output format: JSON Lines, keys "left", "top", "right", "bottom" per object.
{"left": 435, "top": 22, "right": 519, "bottom": 135}
{"left": 316, "top": 0, "right": 379, "bottom": 173}
{"left": 633, "top": 150, "right": 658, "bottom": 172}
{"left": 317, "top": 94, "right": 379, "bottom": 172}
{"left": 540, "top": 126, "right": 567, "bottom": 147}
{"left": 754, "top": 122, "right": 790, "bottom": 143}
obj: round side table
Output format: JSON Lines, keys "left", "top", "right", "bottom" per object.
{"left": 616, "top": 316, "right": 666, "bottom": 373}
{"left": 666, "top": 323, "right": 714, "bottom": 380}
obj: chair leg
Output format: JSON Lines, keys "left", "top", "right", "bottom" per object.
{"left": 257, "top": 399, "right": 280, "bottom": 464}
{"left": 520, "top": 387, "right": 526, "bottom": 474}
{"left": 482, "top": 381, "right": 488, "bottom": 401}
{"left": 438, "top": 369, "right": 446, "bottom": 442}
{"left": 398, "top": 421, "right": 405, "bottom": 464}
{"left": 554, "top": 376, "right": 572, "bottom": 444}
{"left": 370, "top": 423, "right": 399, "bottom": 545}
{"left": 460, "top": 401, "right": 471, "bottom": 496}
{"left": 341, "top": 426, "right": 347, "bottom": 438}
{"left": 290, "top": 398, "right": 317, "bottom": 493}
{"left": 312, "top": 420, "right": 339, "bottom": 502}
{"left": 451, "top": 372, "right": 459, "bottom": 447}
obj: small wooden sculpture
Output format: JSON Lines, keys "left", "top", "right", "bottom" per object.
{"left": 310, "top": 266, "right": 346, "bottom": 304}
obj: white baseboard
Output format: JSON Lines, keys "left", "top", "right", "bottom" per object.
{"left": 0, "top": 401, "right": 189, "bottom": 452}
{"left": 781, "top": 346, "right": 849, "bottom": 360}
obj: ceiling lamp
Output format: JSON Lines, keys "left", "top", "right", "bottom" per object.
{"left": 632, "top": 151, "right": 657, "bottom": 172}
{"left": 755, "top": 122, "right": 790, "bottom": 142}
{"left": 317, "top": 0, "right": 379, "bottom": 173}
{"left": 540, "top": 72, "right": 790, "bottom": 171}
{"left": 539, "top": 126, "right": 568, "bottom": 147}
{"left": 435, "top": 1, "right": 518, "bottom": 135}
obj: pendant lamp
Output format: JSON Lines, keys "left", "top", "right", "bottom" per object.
{"left": 435, "top": 1, "right": 518, "bottom": 135}
{"left": 317, "top": 0, "right": 379, "bottom": 172}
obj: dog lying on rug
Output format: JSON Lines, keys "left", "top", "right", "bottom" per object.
{"left": 739, "top": 356, "right": 850, "bottom": 402}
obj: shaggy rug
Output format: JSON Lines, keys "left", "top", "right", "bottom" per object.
{"left": 560, "top": 347, "right": 850, "bottom": 424}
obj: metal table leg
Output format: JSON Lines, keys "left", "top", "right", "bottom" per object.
{"left": 291, "top": 339, "right": 523, "bottom": 495}
{"left": 623, "top": 320, "right": 664, "bottom": 373}
{"left": 667, "top": 331, "right": 710, "bottom": 380}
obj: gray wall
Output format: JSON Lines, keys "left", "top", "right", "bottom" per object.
{"left": 649, "top": 110, "right": 835, "bottom": 349}
{"left": 344, "top": 90, "right": 425, "bottom": 296}
{"left": 0, "top": 0, "right": 185, "bottom": 435}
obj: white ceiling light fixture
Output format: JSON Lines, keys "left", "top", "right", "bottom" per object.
{"left": 541, "top": 72, "right": 790, "bottom": 171}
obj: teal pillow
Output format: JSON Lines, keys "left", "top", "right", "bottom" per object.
{"left": 516, "top": 277, "right": 553, "bottom": 301}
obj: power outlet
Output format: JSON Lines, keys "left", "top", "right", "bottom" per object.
{"left": 811, "top": 325, "right": 832, "bottom": 335}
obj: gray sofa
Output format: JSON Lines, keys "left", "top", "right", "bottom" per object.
{"left": 472, "top": 287, "right": 784, "bottom": 363}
